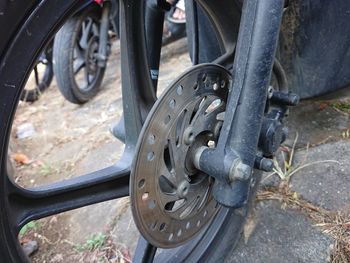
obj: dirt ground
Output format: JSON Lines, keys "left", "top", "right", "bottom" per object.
{"left": 10, "top": 38, "right": 191, "bottom": 262}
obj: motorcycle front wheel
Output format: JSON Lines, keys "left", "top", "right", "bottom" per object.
{"left": 53, "top": 3, "right": 106, "bottom": 104}
{"left": 0, "top": 0, "right": 253, "bottom": 262}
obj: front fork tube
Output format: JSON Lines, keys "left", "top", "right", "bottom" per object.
{"left": 97, "top": 1, "right": 111, "bottom": 67}
{"left": 145, "top": 0, "right": 169, "bottom": 90}
{"left": 196, "top": 0, "right": 285, "bottom": 207}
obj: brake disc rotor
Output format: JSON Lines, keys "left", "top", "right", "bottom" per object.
{"left": 131, "top": 64, "right": 232, "bottom": 248}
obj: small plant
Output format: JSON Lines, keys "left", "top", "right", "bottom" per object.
{"left": 267, "top": 133, "right": 340, "bottom": 183}
{"left": 330, "top": 101, "right": 350, "bottom": 113}
{"left": 75, "top": 233, "right": 107, "bottom": 251}
{"left": 19, "top": 221, "right": 38, "bottom": 237}
{"left": 341, "top": 129, "right": 350, "bottom": 139}
{"left": 39, "top": 162, "right": 54, "bottom": 177}
{"left": 39, "top": 162, "right": 61, "bottom": 177}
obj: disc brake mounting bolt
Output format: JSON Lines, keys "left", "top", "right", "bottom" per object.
{"left": 221, "top": 80, "right": 226, "bottom": 88}
{"left": 229, "top": 159, "right": 252, "bottom": 182}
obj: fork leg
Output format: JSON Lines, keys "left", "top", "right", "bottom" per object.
{"left": 195, "top": 0, "right": 285, "bottom": 207}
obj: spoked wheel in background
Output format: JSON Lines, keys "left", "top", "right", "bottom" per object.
{"left": 53, "top": 4, "right": 106, "bottom": 104}
{"left": 0, "top": 0, "right": 256, "bottom": 262}
{"left": 20, "top": 41, "right": 53, "bottom": 102}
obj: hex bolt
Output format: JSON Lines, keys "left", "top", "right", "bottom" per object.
{"left": 220, "top": 80, "right": 226, "bottom": 88}
{"left": 229, "top": 159, "right": 252, "bottom": 182}
{"left": 271, "top": 91, "right": 300, "bottom": 106}
{"left": 254, "top": 156, "right": 274, "bottom": 172}
{"left": 268, "top": 85, "right": 274, "bottom": 99}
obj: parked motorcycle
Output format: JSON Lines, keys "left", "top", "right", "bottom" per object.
{"left": 53, "top": 0, "right": 119, "bottom": 104}
{"left": 1, "top": 0, "right": 348, "bottom": 262}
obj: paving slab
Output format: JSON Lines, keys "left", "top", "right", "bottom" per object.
{"left": 290, "top": 140, "right": 350, "bottom": 211}
{"left": 227, "top": 201, "right": 333, "bottom": 263}
{"left": 286, "top": 100, "right": 349, "bottom": 148}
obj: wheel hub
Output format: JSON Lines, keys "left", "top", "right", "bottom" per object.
{"left": 131, "top": 64, "right": 232, "bottom": 248}
{"left": 85, "top": 36, "right": 99, "bottom": 74}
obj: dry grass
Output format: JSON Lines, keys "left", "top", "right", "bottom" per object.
{"left": 257, "top": 186, "right": 350, "bottom": 262}
{"left": 259, "top": 133, "right": 349, "bottom": 262}
{"left": 265, "top": 133, "right": 341, "bottom": 183}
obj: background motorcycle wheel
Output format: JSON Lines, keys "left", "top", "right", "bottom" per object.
{"left": 53, "top": 4, "right": 106, "bottom": 104}
{"left": 20, "top": 42, "right": 53, "bottom": 102}
{"left": 0, "top": 0, "right": 256, "bottom": 262}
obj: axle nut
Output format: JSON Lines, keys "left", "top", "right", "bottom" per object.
{"left": 229, "top": 160, "right": 252, "bottom": 181}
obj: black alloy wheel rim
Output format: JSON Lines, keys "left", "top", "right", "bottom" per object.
{"left": 0, "top": 0, "right": 245, "bottom": 262}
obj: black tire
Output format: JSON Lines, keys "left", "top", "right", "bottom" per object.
{"left": 53, "top": 4, "right": 105, "bottom": 104}
{"left": 20, "top": 42, "right": 53, "bottom": 102}
{"left": 0, "top": 1, "right": 252, "bottom": 262}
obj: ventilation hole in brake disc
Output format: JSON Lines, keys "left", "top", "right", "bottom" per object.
{"left": 203, "top": 210, "right": 208, "bottom": 217}
{"left": 169, "top": 99, "right": 176, "bottom": 109}
{"left": 142, "top": 192, "right": 149, "bottom": 201}
{"left": 163, "top": 144, "right": 173, "bottom": 173}
{"left": 148, "top": 134, "right": 156, "bottom": 145}
{"left": 186, "top": 222, "right": 191, "bottom": 229}
{"left": 150, "top": 221, "right": 157, "bottom": 230}
{"left": 175, "top": 109, "right": 187, "bottom": 147}
{"left": 193, "top": 82, "right": 198, "bottom": 91}
{"left": 159, "top": 223, "right": 166, "bottom": 231}
{"left": 138, "top": 179, "right": 145, "bottom": 188}
{"left": 177, "top": 85, "right": 183, "bottom": 95}
{"left": 177, "top": 229, "right": 182, "bottom": 237}
{"left": 164, "top": 115, "right": 171, "bottom": 125}
{"left": 169, "top": 233, "right": 174, "bottom": 241}
{"left": 165, "top": 199, "right": 185, "bottom": 212}
{"left": 179, "top": 197, "right": 200, "bottom": 219}
{"left": 205, "top": 99, "right": 222, "bottom": 115}
{"left": 159, "top": 175, "right": 176, "bottom": 194}
{"left": 147, "top": 151, "right": 155, "bottom": 161}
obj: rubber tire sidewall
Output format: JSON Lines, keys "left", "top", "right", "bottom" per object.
{"left": 53, "top": 4, "right": 106, "bottom": 104}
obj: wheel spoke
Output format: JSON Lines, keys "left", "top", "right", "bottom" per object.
{"left": 133, "top": 236, "right": 157, "bottom": 263}
{"left": 6, "top": 164, "right": 130, "bottom": 233}
{"left": 33, "top": 65, "right": 40, "bottom": 86}
{"left": 84, "top": 67, "right": 92, "bottom": 85}
{"left": 79, "top": 18, "right": 93, "bottom": 49}
{"left": 159, "top": 161, "right": 178, "bottom": 188}
{"left": 73, "top": 57, "right": 86, "bottom": 74}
